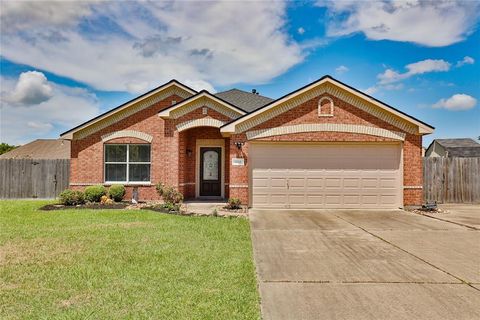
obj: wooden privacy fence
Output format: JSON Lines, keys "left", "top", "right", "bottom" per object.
{"left": 0, "top": 159, "right": 70, "bottom": 199}
{"left": 424, "top": 157, "right": 480, "bottom": 203}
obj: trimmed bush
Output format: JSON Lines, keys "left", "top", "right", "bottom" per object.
{"left": 227, "top": 198, "right": 242, "bottom": 210}
{"left": 59, "top": 189, "right": 85, "bottom": 206}
{"left": 84, "top": 185, "right": 107, "bottom": 203}
{"left": 109, "top": 184, "right": 125, "bottom": 202}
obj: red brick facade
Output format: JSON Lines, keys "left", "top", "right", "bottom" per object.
{"left": 69, "top": 85, "right": 426, "bottom": 207}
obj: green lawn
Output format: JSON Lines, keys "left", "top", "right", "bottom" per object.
{"left": 0, "top": 201, "right": 260, "bottom": 319}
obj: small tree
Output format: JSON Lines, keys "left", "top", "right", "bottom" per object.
{"left": 227, "top": 198, "right": 242, "bottom": 210}
{"left": 0, "top": 143, "right": 17, "bottom": 155}
{"left": 155, "top": 182, "right": 183, "bottom": 212}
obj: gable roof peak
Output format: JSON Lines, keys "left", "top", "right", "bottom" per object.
{"left": 221, "top": 75, "right": 434, "bottom": 135}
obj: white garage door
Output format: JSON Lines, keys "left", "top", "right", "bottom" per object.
{"left": 250, "top": 143, "right": 402, "bottom": 209}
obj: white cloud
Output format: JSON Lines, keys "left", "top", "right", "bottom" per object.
{"left": 0, "top": 1, "right": 304, "bottom": 93}
{"left": 456, "top": 56, "right": 475, "bottom": 67}
{"left": 297, "top": 27, "right": 305, "bottom": 35}
{"left": 183, "top": 79, "right": 216, "bottom": 93}
{"left": 8, "top": 71, "right": 53, "bottom": 105}
{"left": 364, "top": 86, "right": 378, "bottom": 95}
{"left": 335, "top": 65, "right": 349, "bottom": 74}
{"left": 432, "top": 94, "right": 477, "bottom": 111}
{"left": 27, "top": 121, "right": 54, "bottom": 131}
{"left": 1, "top": 73, "right": 100, "bottom": 144}
{"left": 0, "top": 1, "right": 95, "bottom": 33}
{"left": 378, "top": 59, "right": 451, "bottom": 84}
{"left": 318, "top": 0, "right": 480, "bottom": 47}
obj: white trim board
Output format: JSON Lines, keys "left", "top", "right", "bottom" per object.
{"left": 159, "top": 91, "right": 246, "bottom": 120}
{"left": 176, "top": 118, "right": 227, "bottom": 132}
{"left": 221, "top": 77, "right": 434, "bottom": 135}
{"left": 61, "top": 81, "right": 196, "bottom": 140}
{"left": 246, "top": 124, "right": 406, "bottom": 141}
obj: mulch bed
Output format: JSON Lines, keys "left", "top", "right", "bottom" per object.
{"left": 39, "top": 202, "right": 248, "bottom": 217}
{"left": 40, "top": 202, "right": 130, "bottom": 211}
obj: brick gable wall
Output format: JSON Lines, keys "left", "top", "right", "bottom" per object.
{"left": 227, "top": 94, "right": 423, "bottom": 206}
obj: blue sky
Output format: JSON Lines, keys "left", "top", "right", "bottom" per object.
{"left": 1, "top": 1, "right": 479, "bottom": 146}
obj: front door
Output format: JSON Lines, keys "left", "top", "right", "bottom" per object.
{"left": 200, "top": 147, "right": 221, "bottom": 197}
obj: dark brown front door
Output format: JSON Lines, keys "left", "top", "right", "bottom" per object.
{"left": 200, "top": 147, "right": 221, "bottom": 197}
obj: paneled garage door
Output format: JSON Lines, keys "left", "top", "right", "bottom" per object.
{"left": 250, "top": 143, "right": 402, "bottom": 209}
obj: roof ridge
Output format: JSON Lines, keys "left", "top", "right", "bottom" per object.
{"left": 216, "top": 88, "right": 273, "bottom": 100}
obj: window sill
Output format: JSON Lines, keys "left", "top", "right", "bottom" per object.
{"left": 104, "top": 182, "right": 152, "bottom": 186}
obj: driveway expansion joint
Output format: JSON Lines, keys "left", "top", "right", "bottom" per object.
{"left": 414, "top": 212, "right": 480, "bottom": 231}
{"left": 332, "top": 213, "right": 473, "bottom": 288}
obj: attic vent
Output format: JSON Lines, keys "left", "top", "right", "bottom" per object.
{"left": 251, "top": 89, "right": 259, "bottom": 95}
{"left": 171, "top": 100, "right": 177, "bottom": 105}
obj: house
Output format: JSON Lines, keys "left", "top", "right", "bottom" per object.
{"left": 60, "top": 76, "right": 434, "bottom": 209}
{"left": 0, "top": 139, "right": 70, "bottom": 159}
{"left": 425, "top": 138, "right": 480, "bottom": 158}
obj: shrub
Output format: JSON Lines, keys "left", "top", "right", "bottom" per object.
{"left": 84, "top": 185, "right": 107, "bottom": 203}
{"left": 108, "top": 184, "right": 125, "bottom": 202}
{"left": 59, "top": 189, "right": 85, "bottom": 206}
{"left": 155, "top": 182, "right": 184, "bottom": 206}
{"left": 227, "top": 198, "right": 242, "bottom": 210}
{"left": 100, "top": 195, "right": 114, "bottom": 205}
{"left": 162, "top": 202, "right": 180, "bottom": 213}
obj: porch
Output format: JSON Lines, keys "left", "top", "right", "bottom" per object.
{"left": 177, "top": 126, "right": 232, "bottom": 200}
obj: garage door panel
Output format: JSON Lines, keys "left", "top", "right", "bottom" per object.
{"left": 362, "top": 195, "right": 379, "bottom": 205}
{"left": 289, "top": 178, "right": 306, "bottom": 189}
{"left": 288, "top": 194, "right": 307, "bottom": 205}
{"left": 381, "top": 195, "right": 397, "bottom": 205}
{"left": 252, "top": 177, "right": 269, "bottom": 188}
{"left": 250, "top": 143, "right": 402, "bottom": 209}
{"left": 271, "top": 178, "right": 287, "bottom": 188}
{"left": 344, "top": 195, "right": 361, "bottom": 205}
{"left": 271, "top": 194, "right": 289, "bottom": 205}
{"left": 306, "top": 195, "right": 324, "bottom": 205}
{"left": 343, "top": 178, "right": 360, "bottom": 189}
{"left": 306, "top": 178, "right": 324, "bottom": 188}
{"left": 380, "top": 178, "right": 397, "bottom": 188}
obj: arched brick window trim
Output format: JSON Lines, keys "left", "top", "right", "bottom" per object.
{"left": 318, "top": 97, "right": 334, "bottom": 117}
{"left": 101, "top": 130, "right": 153, "bottom": 143}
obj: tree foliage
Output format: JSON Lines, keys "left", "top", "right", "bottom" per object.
{"left": 0, "top": 143, "right": 17, "bottom": 155}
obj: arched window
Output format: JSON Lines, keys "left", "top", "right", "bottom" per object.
{"left": 318, "top": 97, "right": 334, "bottom": 117}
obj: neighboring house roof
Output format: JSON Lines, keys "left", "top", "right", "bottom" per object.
{"left": 0, "top": 139, "right": 70, "bottom": 159}
{"left": 435, "top": 138, "right": 480, "bottom": 157}
{"left": 214, "top": 89, "right": 274, "bottom": 112}
{"left": 221, "top": 75, "right": 435, "bottom": 135}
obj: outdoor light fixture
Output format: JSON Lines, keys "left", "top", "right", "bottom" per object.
{"left": 235, "top": 142, "right": 244, "bottom": 150}
{"left": 186, "top": 149, "right": 192, "bottom": 157}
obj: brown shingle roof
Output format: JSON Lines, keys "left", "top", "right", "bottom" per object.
{"left": 0, "top": 139, "right": 70, "bottom": 159}
{"left": 435, "top": 138, "right": 480, "bottom": 157}
{"left": 215, "top": 89, "right": 274, "bottom": 112}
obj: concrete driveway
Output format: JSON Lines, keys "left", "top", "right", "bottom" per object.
{"left": 250, "top": 207, "right": 480, "bottom": 320}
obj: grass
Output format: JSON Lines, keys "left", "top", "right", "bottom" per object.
{"left": 0, "top": 201, "right": 260, "bottom": 319}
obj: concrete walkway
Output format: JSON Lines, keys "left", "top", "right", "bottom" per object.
{"left": 250, "top": 207, "right": 480, "bottom": 320}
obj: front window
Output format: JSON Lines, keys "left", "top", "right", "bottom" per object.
{"left": 104, "top": 144, "right": 151, "bottom": 183}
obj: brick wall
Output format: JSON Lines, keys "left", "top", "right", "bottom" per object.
{"left": 227, "top": 94, "right": 424, "bottom": 206}
{"left": 71, "top": 91, "right": 424, "bottom": 206}
{"left": 70, "top": 95, "right": 233, "bottom": 201}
